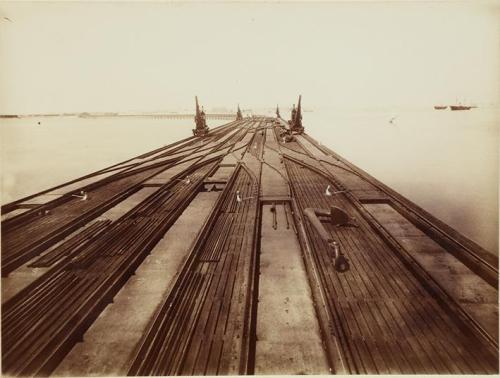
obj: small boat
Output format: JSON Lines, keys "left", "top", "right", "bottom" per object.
{"left": 434, "top": 106, "right": 447, "bottom": 110}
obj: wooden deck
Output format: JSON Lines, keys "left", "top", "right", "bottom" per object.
{"left": 1, "top": 117, "right": 497, "bottom": 375}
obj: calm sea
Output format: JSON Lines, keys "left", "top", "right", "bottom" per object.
{"left": 1, "top": 108, "right": 498, "bottom": 254}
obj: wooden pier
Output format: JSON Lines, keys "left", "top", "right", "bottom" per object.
{"left": 1, "top": 115, "right": 498, "bottom": 375}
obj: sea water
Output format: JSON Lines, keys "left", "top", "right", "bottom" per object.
{"left": 1, "top": 115, "right": 220, "bottom": 202}
{"left": 306, "top": 107, "right": 499, "bottom": 255}
{"left": 1, "top": 108, "right": 498, "bottom": 254}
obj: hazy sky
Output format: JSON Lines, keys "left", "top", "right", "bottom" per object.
{"left": 0, "top": 1, "right": 499, "bottom": 113}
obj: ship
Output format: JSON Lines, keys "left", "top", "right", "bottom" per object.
{"left": 434, "top": 106, "right": 447, "bottom": 110}
{"left": 450, "top": 105, "right": 472, "bottom": 111}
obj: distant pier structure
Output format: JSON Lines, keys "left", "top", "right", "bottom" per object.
{"left": 1, "top": 97, "right": 498, "bottom": 376}
{"left": 146, "top": 113, "right": 236, "bottom": 120}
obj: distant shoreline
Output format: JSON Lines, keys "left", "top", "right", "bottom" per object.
{"left": 0, "top": 112, "right": 237, "bottom": 119}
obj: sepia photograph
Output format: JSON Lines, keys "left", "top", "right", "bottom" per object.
{"left": 0, "top": 1, "right": 498, "bottom": 376}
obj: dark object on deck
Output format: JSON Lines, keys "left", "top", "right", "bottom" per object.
{"left": 281, "top": 132, "right": 295, "bottom": 143}
{"left": 270, "top": 203, "right": 277, "bottom": 229}
{"left": 304, "top": 207, "right": 350, "bottom": 272}
{"left": 276, "top": 104, "right": 280, "bottom": 118}
{"left": 193, "top": 96, "right": 209, "bottom": 136}
{"left": 279, "top": 127, "right": 294, "bottom": 142}
{"left": 330, "top": 206, "right": 358, "bottom": 227}
{"left": 332, "top": 241, "right": 349, "bottom": 272}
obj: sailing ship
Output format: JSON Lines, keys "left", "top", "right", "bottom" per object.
{"left": 450, "top": 99, "right": 475, "bottom": 111}
{"left": 450, "top": 105, "right": 472, "bottom": 111}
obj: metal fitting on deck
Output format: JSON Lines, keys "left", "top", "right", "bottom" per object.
{"left": 71, "top": 190, "right": 88, "bottom": 201}
{"left": 329, "top": 241, "right": 349, "bottom": 272}
{"left": 270, "top": 203, "right": 277, "bottom": 229}
{"left": 304, "top": 207, "right": 350, "bottom": 272}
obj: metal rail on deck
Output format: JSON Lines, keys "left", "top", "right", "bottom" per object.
{"left": 281, "top": 138, "right": 498, "bottom": 374}
{"left": 128, "top": 121, "right": 264, "bottom": 376}
{"left": 1, "top": 122, "right": 252, "bottom": 376}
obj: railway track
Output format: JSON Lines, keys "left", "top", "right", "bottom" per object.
{"left": 1, "top": 120, "right": 255, "bottom": 375}
{"left": 283, "top": 156, "right": 498, "bottom": 374}
{"left": 1, "top": 121, "right": 247, "bottom": 276}
{"left": 1, "top": 117, "right": 497, "bottom": 376}
{"left": 128, "top": 165, "right": 260, "bottom": 375}
{"left": 1, "top": 119, "right": 242, "bottom": 219}
{"left": 128, "top": 124, "right": 264, "bottom": 376}
{"left": 1, "top": 159, "right": 221, "bottom": 376}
